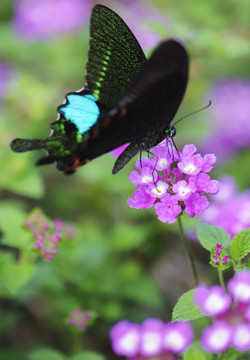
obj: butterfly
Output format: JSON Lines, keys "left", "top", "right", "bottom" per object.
{"left": 10, "top": 5, "right": 189, "bottom": 175}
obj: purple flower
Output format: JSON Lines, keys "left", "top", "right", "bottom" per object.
{"left": 129, "top": 167, "right": 158, "bottom": 186}
{"left": 35, "top": 232, "right": 60, "bottom": 260}
{"left": 195, "top": 284, "right": 232, "bottom": 317}
{"left": 184, "top": 193, "right": 209, "bottom": 217}
{"left": 201, "top": 321, "right": 232, "bottom": 353}
{"left": 110, "top": 320, "right": 141, "bottom": 357}
{"left": 227, "top": 270, "right": 250, "bottom": 304}
{"left": 117, "top": 1, "right": 170, "bottom": 51}
{"left": 68, "top": 308, "right": 92, "bottom": 331}
{"left": 25, "top": 208, "right": 75, "bottom": 260}
{"left": 12, "top": 0, "right": 92, "bottom": 41}
{"left": 110, "top": 318, "right": 193, "bottom": 358}
{"left": 172, "top": 180, "right": 196, "bottom": 201}
{"left": 139, "top": 318, "right": 164, "bottom": 357}
{"left": 200, "top": 79, "right": 250, "bottom": 162}
{"left": 151, "top": 146, "right": 171, "bottom": 171}
{"left": 128, "top": 144, "right": 219, "bottom": 224}
{"left": 232, "top": 323, "right": 250, "bottom": 352}
{"left": 155, "top": 194, "right": 182, "bottom": 224}
{"left": 163, "top": 321, "right": 194, "bottom": 354}
{"left": 177, "top": 154, "right": 203, "bottom": 176}
{"left": 24, "top": 209, "right": 50, "bottom": 237}
{"left": 200, "top": 176, "right": 250, "bottom": 238}
{"left": 146, "top": 181, "right": 169, "bottom": 198}
{"left": 127, "top": 186, "right": 155, "bottom": 209}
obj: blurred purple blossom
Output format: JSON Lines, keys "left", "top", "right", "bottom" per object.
{"left": 200, "top": 175, "right": 250, "bottom": 238}
{"left": 128, "top": 144, "right": 219, "bottom": 224}
{"left": 110, "top": 318, "right": 193, "bottom": 358}
{"left": 0, "top": 62, "right": 12, "bottom": 107}
{"left": 12, "top": 0, "right": 92, "bottom": 41}
{"left": 25, "top": 208, "right": 75, "bottom": 260}
{"left": 201, "top": 79, "right": 250, "bottom": 162}
{"left": 212, "top": 244, "right": 230, "bottom": 267}
{"left": 195, "top": 270, "right": 250, "bottom": 353}
{"left": 201, "top": 321, "right": 233, "bottom": 353}
{"left": 117, "top": 0, "right": 170, "bottom": 51}
{"left": 68, "top": 308, "right": 92, "bottom": 331}
{"left": 194, "top": 284, "right": 232, "bottom": 317}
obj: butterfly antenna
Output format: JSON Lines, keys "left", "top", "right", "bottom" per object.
{"left": 173, "top": 100, "right": 212, "bottom": 127}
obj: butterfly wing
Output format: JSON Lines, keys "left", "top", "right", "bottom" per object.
{"left": 85, "top": 4, "right": 146, "bottom": 108}
{"left": 60, "top": 39, "right": 189, "bottom": 174}
{"left": 10, "top": 5, "right": 146, "bottom": 168}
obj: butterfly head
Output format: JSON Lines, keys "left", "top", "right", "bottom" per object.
{"left": 165, "top": 125, "right": 176, "bottom": 138}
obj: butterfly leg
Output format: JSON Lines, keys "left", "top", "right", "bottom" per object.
{"left": 112, "top": 142, "right": 143, "bottom": 174}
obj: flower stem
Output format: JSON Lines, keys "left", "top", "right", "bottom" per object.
{"left": 177, "top": 216, "right": 199, "bottom": 286}
{"left": 218, "top": 269, "right": 226, "bottom": 290}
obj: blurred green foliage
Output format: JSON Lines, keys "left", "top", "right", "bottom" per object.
{"left": 0, "top": 0, "right": 249, "bottom": 358}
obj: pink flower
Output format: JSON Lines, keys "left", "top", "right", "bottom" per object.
{"left": 232, "top": 323, "right": 250, "bottom": 352}
{"left": 195, "top": 284, "right": 232, "bottom": 317}
{"left": 128, "top": 144, "right": 220, "bottom": 224}
{"left": 12, "top": 0, "right": 92, "bottom": 40}
{"left": 155, "top": 194, "right": 182, "bottom": 224}
{"left": 184, "top": 193, "right": 209, "bottom": 217}
{"left": 110, "top": 320, "right": 141, "bottom": 357}
{"left": 172, "top": 180, "right": 196, "bottom": 201}
{"left": 127, "top": 186, "right": 155, "bottom": 209}
{"left": 201, "top": 321, "right": 232, "bottom": 353}
{"left": 139, "top": 318, "right": 164, "bottom": 357}
{"left": 68, "top": 308, "right": 92, "bottom": 331}
{"left": 228, "top": 270, "right": 250, "bottom": 303}
{"left": 163, "top": 321, "right": 194, "bottom": 354}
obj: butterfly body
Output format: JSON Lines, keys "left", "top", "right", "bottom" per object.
{"left": 10, "top": 5, "right": 189, "bottom": 175}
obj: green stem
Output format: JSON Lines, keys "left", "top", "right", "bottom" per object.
{"left": 218, "top": 269, "right": 226, "bottom": 290}
{"left": 177, "top": 216, "right": 199, "bottom": 286}
{"left": 71, "top": 332, "right": 82, "bottom": 354}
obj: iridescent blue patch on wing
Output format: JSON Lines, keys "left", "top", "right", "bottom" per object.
{"left": 59, "top": 94, "right": 100, "bottom": 133}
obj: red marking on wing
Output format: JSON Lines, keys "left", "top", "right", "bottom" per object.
{"left": 117, "top": 107, "right": 127, "bottom": 119}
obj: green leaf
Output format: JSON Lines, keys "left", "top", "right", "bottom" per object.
{"left": 0, "top": 202, "right": 30, "bottom": 249}
{"left": 0, "top": 253, "right": 36, "bottom": 297}
{"left": 172, "top": 290, "right": 204, "bottom": 321}
{"left": 230, "top": 228, "right": 250, "bottom": 261}
{"left": 28, "top": 348, "right": 65, "bottom": 360}
{"left": 184, "top": 343, "right": 212, "bottom": 360}
{"left": 70, "top": 351, "right": 105, "bottom": 360}
{"left": 196, "top": 223, "right": 231, "bottom": 251}
{"left": 222, "top": 348, "right": 241, "bottom": 360}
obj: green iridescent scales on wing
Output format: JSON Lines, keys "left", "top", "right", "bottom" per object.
{"left": 86, "top": 5, "right": 146, "bottom": 108}
{"left": 10, "top": 5, "right": 147, "bottom": 168}
{"left": 10, "top": 115, "right": 87, "bottom": 160}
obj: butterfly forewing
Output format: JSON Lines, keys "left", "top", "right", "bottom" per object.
{"left": 85, "top": 5, "right": 146, "bottom": 109}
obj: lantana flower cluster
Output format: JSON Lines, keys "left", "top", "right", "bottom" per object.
{"left": 195, "top": 270, "right": 250, "bottom": 353}
{"left": 68, "top": 308, "right": 92, "bottom": 331}
{"left": 212, "top": 243, "right": 230, "bottom": 267}
{"left": 110, "top": 318, "right": 194, "bottom": 359}
{"left": 128, "top": 144, "right": 219, "bottom": 224}
{"left": 24, "top": 209, "right": 75, "bottom": 260}
{"left": 201, "top": 175, "right": 250, "bottom": 238}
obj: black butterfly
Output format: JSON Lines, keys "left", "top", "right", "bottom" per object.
{"left": 10, "top": 5, "right": 189, "bottom": 175}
